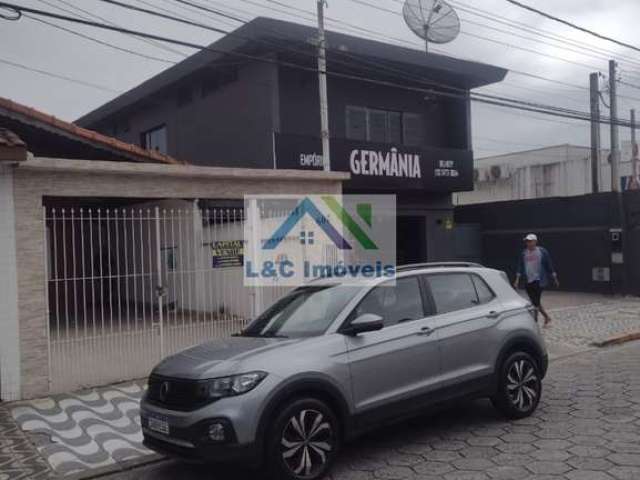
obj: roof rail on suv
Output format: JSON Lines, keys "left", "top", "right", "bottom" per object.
{"left": 395, "top": 262, "right": 484, "bottom": 272}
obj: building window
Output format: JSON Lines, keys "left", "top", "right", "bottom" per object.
{"left": 346, "top": 106, "right": 367, "bottom": 141}
{"left": 141, "top": 125, "right": 167, "bottom": 154}
{"left": 402, "top": 113, "right": 424, "bottom": 147}
{"left": 346, "top": 106, "right": 423, "bottom": 146}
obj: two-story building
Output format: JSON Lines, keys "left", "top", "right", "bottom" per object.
{"left": 77, "top": 16, "right": 507, "bottom": 264}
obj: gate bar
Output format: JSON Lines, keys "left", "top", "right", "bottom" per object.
{"left": 154, "top": 207, "right": 165, "bottom": 359}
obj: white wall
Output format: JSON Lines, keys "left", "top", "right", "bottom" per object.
{"left": 0, "top": 165, "right": 21, "bottom": 401}
{"left": 456, "top": 144, "right": 639, "bottom": 205}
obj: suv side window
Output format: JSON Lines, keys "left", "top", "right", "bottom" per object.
{"left": 471, "top": 274, "right": 495, "bottom": 304}
{"left": 425, "top": 273, "right": 480, "bottom": 314}
{"left": 352, "top": 277, "right": 424, "bottom": 327}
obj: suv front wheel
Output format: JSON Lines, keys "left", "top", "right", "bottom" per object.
{"left": 267, "top": 397, "right": 340, "bottom": 480}
{"left": 492, "top": 351, "right": 542, "bottom": 419}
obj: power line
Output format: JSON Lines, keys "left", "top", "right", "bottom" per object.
{"left": 344, "top": 0, "right": 603, "bottom": 71}
{"left": 506, "top": 0, "right": 640, "bottom": 54}
{"left": 173, "top": 0, "right": 245, "bottom": 24}
{"left": 151, "top": 0, "right": 601, "bottom": 119}
{"left": 47, "top": 0, "right": 188, "bottom": 58}
{"left": 618, "top": 79, "right": 640, "bottom": 92}
{"left": 25, "top": 14, "right": 175, "bottom": 64}
{"left": 443, "top": 0, "right": 640, "bottom": 69}
{"left": 0, "top": 56, "right": 120, "bottom": 93}
{"left": 1, "top": 1, "right": 635, "bottom": 129}
{"left": 232, "top": 0, "right": 605, "bottom": 99}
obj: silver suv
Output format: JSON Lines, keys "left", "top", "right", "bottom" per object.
{"left": 141, "top": 263, "right": 548, "bottom": 480}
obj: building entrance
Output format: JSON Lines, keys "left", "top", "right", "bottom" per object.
{"left": 397, "top": 216, "right": 427, "bottom": 265}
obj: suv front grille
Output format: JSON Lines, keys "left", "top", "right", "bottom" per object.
{"left": 146, "top": 375, "right": 210, "bottom": 411}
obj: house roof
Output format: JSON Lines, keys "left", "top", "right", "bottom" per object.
{"left": 76, "top": 16, "right": 508, "bottom": 127}
{"left": 0, "top": 128, "right": 28, "bottom": 162}
{"left": 0, "top": 128, "right": 26, "bottom": 149}
{"left": 0, "top": 97, "right": 182, "bottom": 164}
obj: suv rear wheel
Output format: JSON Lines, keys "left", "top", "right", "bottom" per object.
{"left": 266, "top": 397, "right": 339, "bottom": 480}
{"left": 491, "top": 351, "right": 542, "bottom": 419}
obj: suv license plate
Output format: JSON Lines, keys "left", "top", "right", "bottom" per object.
{"left": 148, "top": 416, "right": 170, "bottom": 436}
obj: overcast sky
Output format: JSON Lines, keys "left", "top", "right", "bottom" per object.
{"left": 2, "top": 0, "right": 640, "bottom": 157}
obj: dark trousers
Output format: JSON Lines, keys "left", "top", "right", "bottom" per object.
{"left": 525, "top": 280, "right": 543, "bottom": 307}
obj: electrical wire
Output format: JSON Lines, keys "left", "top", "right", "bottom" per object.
{"left": 47, "top": 0, "right": 188, "bottom": 58}
{"left": 618, "top": 79, "right": 640, "bottom": 92}
{"left": 0, "top": 56, "right": 120, "bottom": 93}
{"left": 505, "top": 0, "right": 640, "bottom": 54}
{"left": 434, "top": 0, "right": 640, "bottom": 69}
{"left": 344, "top": 0, "right": 603, "bottom": 71}
{"left": 240, "top": 0, "right": 596, "bottom": 95}
{"left": 0, "top": 1, "right": 635, "bottom": 128}
{"left": 225, "top": 0, "right": 607, "bottom": 101}
{"left": 150, "top": 0, "right": 609, "bottom": 119}
{"left": 25, "top": 14, "right": 176, "bottom": 64}
{"left": 180, "top": 0, "right": 595, "bottom": 115}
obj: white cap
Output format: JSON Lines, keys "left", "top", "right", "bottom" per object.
{"left": 524, "top": 233, "right": 538, "bottom": 241}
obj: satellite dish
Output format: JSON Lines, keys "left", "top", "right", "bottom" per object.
{"left": 403, "top": 0, "right": 461, "bottom": 52}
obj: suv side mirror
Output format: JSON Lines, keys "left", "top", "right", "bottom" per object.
{"left": 341, "top": 314, "right": 384, "bottom": 336}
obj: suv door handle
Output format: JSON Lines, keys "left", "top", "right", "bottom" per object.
{"left": 416, "top": 326, "right": 435, "bottom": 336}
{"left": 487, "top": 311, "right": 500, "bottom": 319}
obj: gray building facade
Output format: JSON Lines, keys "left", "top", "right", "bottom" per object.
{"left": 77, "top": 17, "right": 506, "bottom": 264}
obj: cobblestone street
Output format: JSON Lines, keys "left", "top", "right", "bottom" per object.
{"left": 3, "top": 296, "right": 640, "bottom": 480}
{"left": 101, "top": 340, "right": 640, "bottom": 480}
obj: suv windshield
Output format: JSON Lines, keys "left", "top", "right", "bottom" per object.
{"left": 241, "top": 285, "right": 362, "bottom": 338}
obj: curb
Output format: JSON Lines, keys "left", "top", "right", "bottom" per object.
{"left": 64, "top": 453, "right": 167, "bottom": 480}
{"left": 590, "top": 331, "right": 640, "bottom": 348}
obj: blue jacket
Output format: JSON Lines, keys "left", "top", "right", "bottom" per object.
{"left": 517, "top": 246, "right": 556, "bottom": 288}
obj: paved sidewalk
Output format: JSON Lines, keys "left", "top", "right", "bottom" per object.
{"left": 6, "top": 382, "right": 148, "bottom": 477}
{"left": 0, "top": 407, "right": 54, "bottom": 479}
{"left": 2, "top": 293, "right": 640, "bottom": 479}
{"left": 524, "top": 292, "right": 640, "bottom": 359}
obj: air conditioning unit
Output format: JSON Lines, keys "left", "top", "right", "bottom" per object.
{"left": 488, "top": 164, "right": 511, "bottom": 180}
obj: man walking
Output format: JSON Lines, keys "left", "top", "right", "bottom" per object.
{"left": 514, "top": 233, "right": 559, "bottom": 327}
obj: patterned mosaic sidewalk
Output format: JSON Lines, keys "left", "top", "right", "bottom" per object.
{"left": 7, "top": 382, "right": 150, "bottom": 477}
{"left": 0, "top": 406, "right": 54, "bottom": 479}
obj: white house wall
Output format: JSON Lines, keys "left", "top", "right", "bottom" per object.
{"left": 0, "top": 165, "right": 21, "bottom": 401}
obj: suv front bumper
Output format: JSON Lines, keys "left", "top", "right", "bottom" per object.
{"left": 142, "top": 428, "right": 260, "bottom": 464}
{"left": 138, "top": 374, "right": 281, "bottom": 464}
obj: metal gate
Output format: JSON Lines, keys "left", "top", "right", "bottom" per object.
{"left": 44, "top": 203, "right": 290, "bottom": 393}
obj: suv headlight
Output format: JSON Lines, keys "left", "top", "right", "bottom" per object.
{"left": 204, "top": 371, "right": 267, "bottom": 399}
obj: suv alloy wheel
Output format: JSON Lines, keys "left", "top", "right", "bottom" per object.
{"left": 267, "top": 398, "right": 339, "bottom": 480}
{"left": 492, "top": 351, "right": 542, "bottom": 419}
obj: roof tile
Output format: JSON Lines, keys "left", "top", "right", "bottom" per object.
{"left": 0, "top": 128, "right": 26, "bottom": 148}
{"left": 0, "top": 96, "right": 184, "bottom": 165}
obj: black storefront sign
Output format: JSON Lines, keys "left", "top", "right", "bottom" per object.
{"left": 274, "top": 133, "right": 473, "bottom": 192}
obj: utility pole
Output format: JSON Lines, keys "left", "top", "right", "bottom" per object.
{"left": 317, "top": 0, "right": 331, "bottom": 172}
{"left": 631, "top": 109, "right": 639, "bottom": 189}
{"left": 609, "top": 60, "right": 620, "bottom": 192}
{"left": 589, "top": 72, "right": 601, "bottom": 193}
